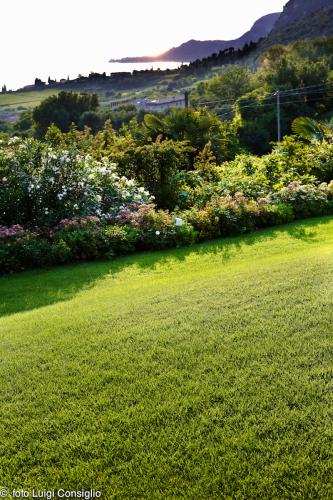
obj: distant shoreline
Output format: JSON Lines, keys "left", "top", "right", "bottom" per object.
{"left": 109, "top": 58, "right": 185, "bottom": 64}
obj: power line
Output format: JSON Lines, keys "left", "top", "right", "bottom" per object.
{"left": 196, "top": 81, "right": 333, "bottom": 110}
{"left": 215, "top": 91, "right": 333, "bottom": 120}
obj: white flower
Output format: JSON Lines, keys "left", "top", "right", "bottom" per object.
{"left": 44, "top": 208, "right": 49, "bottom": 214}
{"left": 155, "top": 231, "right": 160, "bottom": 236}
{"left": 8, "top": 136, "right": 20, "bottom": 145}
{"left": 174, "top": 217, "right": 184, "bottom": 227}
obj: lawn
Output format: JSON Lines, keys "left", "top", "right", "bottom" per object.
{"left": 0, "top": 217, "right": 332, "bottom": 499}
{"left": 0, "top": 89, "right": 61, "bottom": 110}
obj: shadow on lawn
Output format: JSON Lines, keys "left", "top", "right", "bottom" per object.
{"left": 0, "top": 216, "right": 331, "bottom": 319}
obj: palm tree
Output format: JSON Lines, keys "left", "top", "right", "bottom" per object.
{"left": 291, "top": 117, "right": 331, "bottom": 142}
{"left": 143, "top": 114, "right": 166, "bottom": 140}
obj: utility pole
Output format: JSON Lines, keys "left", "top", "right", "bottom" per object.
{"left": 276, "top": 90, "right": 281, "bottom": 142}
{"left": 184, "top": 91, "right": 189, "bottom": 108}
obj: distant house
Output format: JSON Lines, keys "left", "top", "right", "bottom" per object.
{"left": 136, "top": 93, "right": 187, "bottom": 112}
{"left": 109, "top": 97, "right": 137, "bottom": 109}
{"left": 22, "top": 85, "right": 36, "bottom": 91}
{"left": 110, "top": 72, "right": 132, "bottom": 79}
{"left": 109, "top": 93, "right": 188, "bottom": 111}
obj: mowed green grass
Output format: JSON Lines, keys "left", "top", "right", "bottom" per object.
{"left": 0, "top": 217, "right": 332, "bottom": 499}
{"left": 0, "top": 89, "right": 60, "bottom": 109}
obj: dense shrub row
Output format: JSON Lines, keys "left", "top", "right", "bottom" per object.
{"left": 1, "top": 182, "right": 333, "bottom": 274}
{"left": 1, "top": 135, "right": 333, "bottom": 274}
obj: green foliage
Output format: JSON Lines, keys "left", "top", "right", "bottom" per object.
{"left": 33, "top": 91, "right": 99, "bottom": 137}
{"left": 103, "top": 105, "right": 145, "bottom": 131}
{"left": 235, "top": 39, "right": 333, "bottom": 152}
{"left": 207, "top": 66, "right": 254, "bottom": 101}
{"left": 260, "top": 49, "right": 330, "bottom": 90}
{"left": 271, "top": 135, "right": 333, "bottom": 183}
{"left": 79, "top": 110, "right": 103, "bottom": 133}
{"left": 183, "top": 194, "right": 295, "bottom": 241}
{"left": 164, "top": 108, "right": 238, "bottom": 162}
{"left": 173, "top": 134, "right": 333, "bottom": 210}
{"left": 291, "top": 116, "right": 332, "bottom": 142}
{"left": 141, "top": 108, "right": 241, "bottom": 163}
{"left": 52, "top": 223, "right": 138, "bottom": 261}
{"left": 12, "top": 110, "right": 34, "bottom": 136}
{"left": 270, "top": 181, "right": 333, "bottom": 218}
{"left": 109, "top": 136, "right": 194, "bottom": 208}
{"left": 1, "top": 177, "right": 333, "bottom": 273}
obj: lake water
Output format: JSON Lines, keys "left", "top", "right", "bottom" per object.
{"left": 5, "top": 62, "right": 186, "bottom": 91}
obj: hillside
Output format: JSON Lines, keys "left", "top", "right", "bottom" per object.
{"left": 260, "top": 1, "right": 333, "bottom": 49}
{"left": 273, "top": 0, "right": 332, "bottom": 31}
{"left": 111, "top": 13, "right": 281, "bottom": 63}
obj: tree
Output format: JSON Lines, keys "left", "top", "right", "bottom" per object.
{"left": 13, "top": 110, "right": 33, "bottom": 135}
{"left": 34, "top": 78, "right": 45, "bottom": 87}
{"left": 110, "top": 136, "right": 194, "bottom": 208}
{"left": 207, "top": 66, "right": 254, "bottom": 101}
{"left": 80, "top": 111, "right": 103, "bottom": 133}
{"left": 291, "top": 117, "right": 332, "bottom": 142}
{"left": 32, "top": 91, "right": 99, "bottom": 137}
{"left": 164, "top": 108, "right": 239, "bottom": 162}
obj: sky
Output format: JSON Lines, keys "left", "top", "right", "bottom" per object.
{"left": 1, "top": 0, "right": 287, "bottom": 90}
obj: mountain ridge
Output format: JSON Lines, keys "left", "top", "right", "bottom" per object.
{"left": 272, "top": 0, "right": 332, "bottom": 31}
{"left": 110, "top": 13, "right": 281, "bottom": 63}
{"left": 260, "top": 1, "right": 333, "bottom": 50}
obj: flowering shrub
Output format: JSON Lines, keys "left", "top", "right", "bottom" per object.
{"left": 0, "top": 137, "right": 152, "bottom": 227}
{"left": 182, "top": 207, "right": 220, "bottom": 241}
{"left": 269, "top": 182, "right": 333, "bottom": 218}
{"left": 174, "top": 168, "right": 271, "bottom": 210}
{"left": 0, "top": 213, "right": 196, "bottom": 273}
{"left": 54, "top": 216, "right": 102, "bottom": 232}
{"left": 184, "top": 193, "right": 294, "bottom": 241}
{"left": 254, "top": 203, "right": 294, "bottom": 228}
{"left": 0, "top": 224, "right": 36, "bottom": 240}
{"left": 1, "top": 137, "right": 333, "bottom": 275}
{"left": 0, "top": 224, "right": 61, "bottom": 273}
{"left": 173, "top": 150, "right": 319, "bottom": 210}
{"left": 110, "top": 204, "right": 197, "bottom": 249}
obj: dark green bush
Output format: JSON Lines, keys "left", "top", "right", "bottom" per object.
{"left": 255, "top": 203, "right": 294, "bottom": 228}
